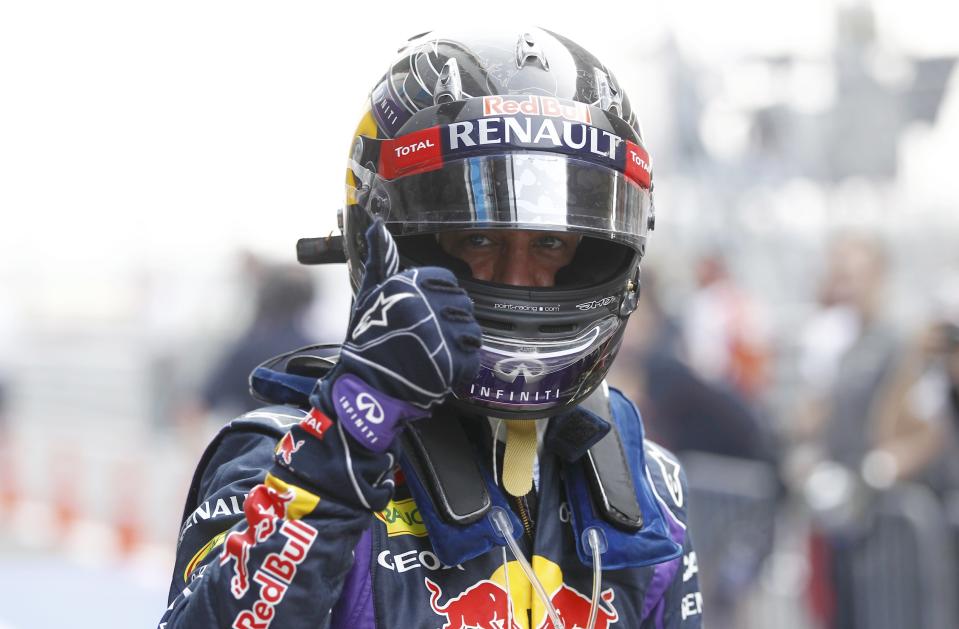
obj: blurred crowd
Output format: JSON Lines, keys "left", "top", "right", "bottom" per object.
{"left": 609, "top": 232, "right": 959, "bottom": 629}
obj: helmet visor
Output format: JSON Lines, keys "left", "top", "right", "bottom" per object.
{"left": 454, "top": 313, "right": 623, "bottom": 415}
{"left": 361, "top": 152, "right": 652, "bottom": 252}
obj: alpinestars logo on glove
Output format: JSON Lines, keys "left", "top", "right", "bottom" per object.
{"left": 352, "top": 291, "right": 415, "bottom": 339}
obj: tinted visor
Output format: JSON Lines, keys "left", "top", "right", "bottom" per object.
{"left": 454, "top": 314, "right": 625, "bottom": 416}
{"left": 362, "top": 153, "right": 652, "bottom": 252}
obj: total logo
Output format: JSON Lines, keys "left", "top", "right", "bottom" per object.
{"left": 392, "top": 137, "right": 436, "bottom": 157}
{"left": 424, "top": 557, "right": 619, "bottom": 629}
{"left": 625, "top": 143, "right": 652, "bottom": 189}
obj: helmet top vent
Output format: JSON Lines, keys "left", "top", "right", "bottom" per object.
{"left": 594, "top": 67, "right": 623, "bottom": 117}
{"left": 434, "top": 57, "right": 464, "bottom": 105}
{"left": 516, "top": 32, "right": 549, "bottom": 70}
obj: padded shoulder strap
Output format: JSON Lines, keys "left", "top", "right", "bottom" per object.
{"left": 563, "top": 386, "right": 684, "bottom": 569}
{"left": 249, "top": 343, "right": 340, "bottom": 406}
{"left": 399, "top": 405, "right": 491, "bottom": 524}
{"left": 581, "top": 386, "right": 644, "bottom": 531}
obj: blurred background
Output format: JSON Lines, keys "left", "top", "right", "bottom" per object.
{"left": 1, "top": 1, "right": 958, "bottom": 627}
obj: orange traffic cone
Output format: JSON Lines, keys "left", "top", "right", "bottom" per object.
{"left": 52, "top": 446, "right": 80, "bottom": 541}
{"left": 111, "top": 458, "right": 143, "bottom": 558}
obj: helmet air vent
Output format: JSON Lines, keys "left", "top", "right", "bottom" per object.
{"left": 476, "top": 317, "right": 515, "bottom": 332}
{"left": 434, "top": 58, "right": 463, "bottom": 105}
{"left": 516, "top": 32, "right": 549, "bottom": 70}
{"left": 539, "top": 323, "right": 578, "bottom": 334}
{"left": 594, "top": 68, "right": 623, "bottom": 117}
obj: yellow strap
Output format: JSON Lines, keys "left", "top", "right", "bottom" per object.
{"left": 502, "top": 420, "right": 538, "bottom": 497}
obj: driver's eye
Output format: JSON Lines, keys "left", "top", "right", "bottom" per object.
{"left": 466, "top": 234, "right": 495, "bottom": 248}
{"left": 536, "top": 236, "right": 564, "bottom": 250}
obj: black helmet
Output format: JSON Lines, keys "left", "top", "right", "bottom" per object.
{"left": 334, "top": 28, "right": 654, "bottom": 419}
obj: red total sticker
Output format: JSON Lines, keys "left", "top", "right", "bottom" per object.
{"left": 379, "top": 127, "right": 443, "bottom": 180}
{"left": 299, "top": 408, "right": 333, "bottom": 440}
{"left": 624, "top": 141, "right": 652, "bottom": 189}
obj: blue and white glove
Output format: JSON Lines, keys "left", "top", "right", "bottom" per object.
{"left": 312, "top": 219, "right": 482, "bottom": 452}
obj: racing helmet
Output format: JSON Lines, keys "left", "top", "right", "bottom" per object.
{"left": 339, "top": 29, "right": 655, "bottom": 419}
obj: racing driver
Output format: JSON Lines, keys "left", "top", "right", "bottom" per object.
{"left": 160, "top": 28, "right": 703, "bottom": 629}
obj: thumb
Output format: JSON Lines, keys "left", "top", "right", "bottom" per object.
{"left": 357, "top": 218, "right": 400, "bottom": 297}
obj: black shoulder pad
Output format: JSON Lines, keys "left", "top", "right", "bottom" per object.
{"left": 582, "top": 387, "right": 644, "bottom": 532}
{"left": 400, "top": 406, "right": 491, "bottom": 525}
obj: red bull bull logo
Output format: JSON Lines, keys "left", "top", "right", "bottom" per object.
{"left": 219, "top": 484, "right": 295, "bottom": 599}
{"left": 230, "top": 518, "right": 318, "bottom": 629}
{"left": 424, "top": 575, "right": 619, "bottom": 629}
{"left": 275, "top": 432, "right": 304, "bottom": 465}
{"left": 543, "top": 584, "right": 618, "bottom": 629}
{"left": 425, "top": 577, "right": 522, "bottom": 629}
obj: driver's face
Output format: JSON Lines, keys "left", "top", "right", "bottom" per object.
{"left": 438, "top": 229, "right": 580, "bottom": 287}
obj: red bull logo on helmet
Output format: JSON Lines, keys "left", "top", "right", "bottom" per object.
{"left": 483, "top": 95, "right": 592, "bottom": 125}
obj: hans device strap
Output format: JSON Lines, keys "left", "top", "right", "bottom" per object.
{"left": 400, "top": 408, "right": 492, "bottom": 525}
{"left": 402, "top": 384, "right": 643, "bottom": 532}
{"left": 580, "top": 388, "right": 645, "bottom": 532}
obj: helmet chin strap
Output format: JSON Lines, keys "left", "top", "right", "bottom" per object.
{"left": 502, "top": 420, "right": 539, "bottom": 497}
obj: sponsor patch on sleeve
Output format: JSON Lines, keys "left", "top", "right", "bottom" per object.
{"left": 183, "top": 530, "right": 229, "bottom": 582}
{"left": 263, "top": 473, "right": 321, "bottom": 521}
{"left": 374, "top": 497, "right": 427, "bottom": 537}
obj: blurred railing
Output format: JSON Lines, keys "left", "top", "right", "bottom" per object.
{"left": 682, "top": 453, "right": 782, "bottom": 629}
{"left": 682, "top": 451, "right": 959, "bottom": 629}
{"left": 0, "top": 425, "right": 190, "bottom": 569}
{"left": 852, "top": 485, "right": 957, "bottom": 629}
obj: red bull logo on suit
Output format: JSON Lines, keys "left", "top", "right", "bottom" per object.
{"left": 219, "top": 484, "right": 295, "bottom": 598}
{"left": 547, "top": 584, "right": 618, "bottom": 629}
{"left": 425, "top": 577, "right": 522, "bottom": 629}
{"left": 218, "top": 483, "right": 319, "bottom": 629}
{"left": 424, "top": 558, "right": 619, "bottom": 629}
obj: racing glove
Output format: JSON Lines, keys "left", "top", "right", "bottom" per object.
{"left": 312, "top": 218, "right": 482, "bottom": 451}
{"left": 271, "top": 219, "right": 482, "bottom": 510}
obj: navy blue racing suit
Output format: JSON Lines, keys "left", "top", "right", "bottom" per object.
{"left": 160, "top": 363, "right": 703, "bottom": 629}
